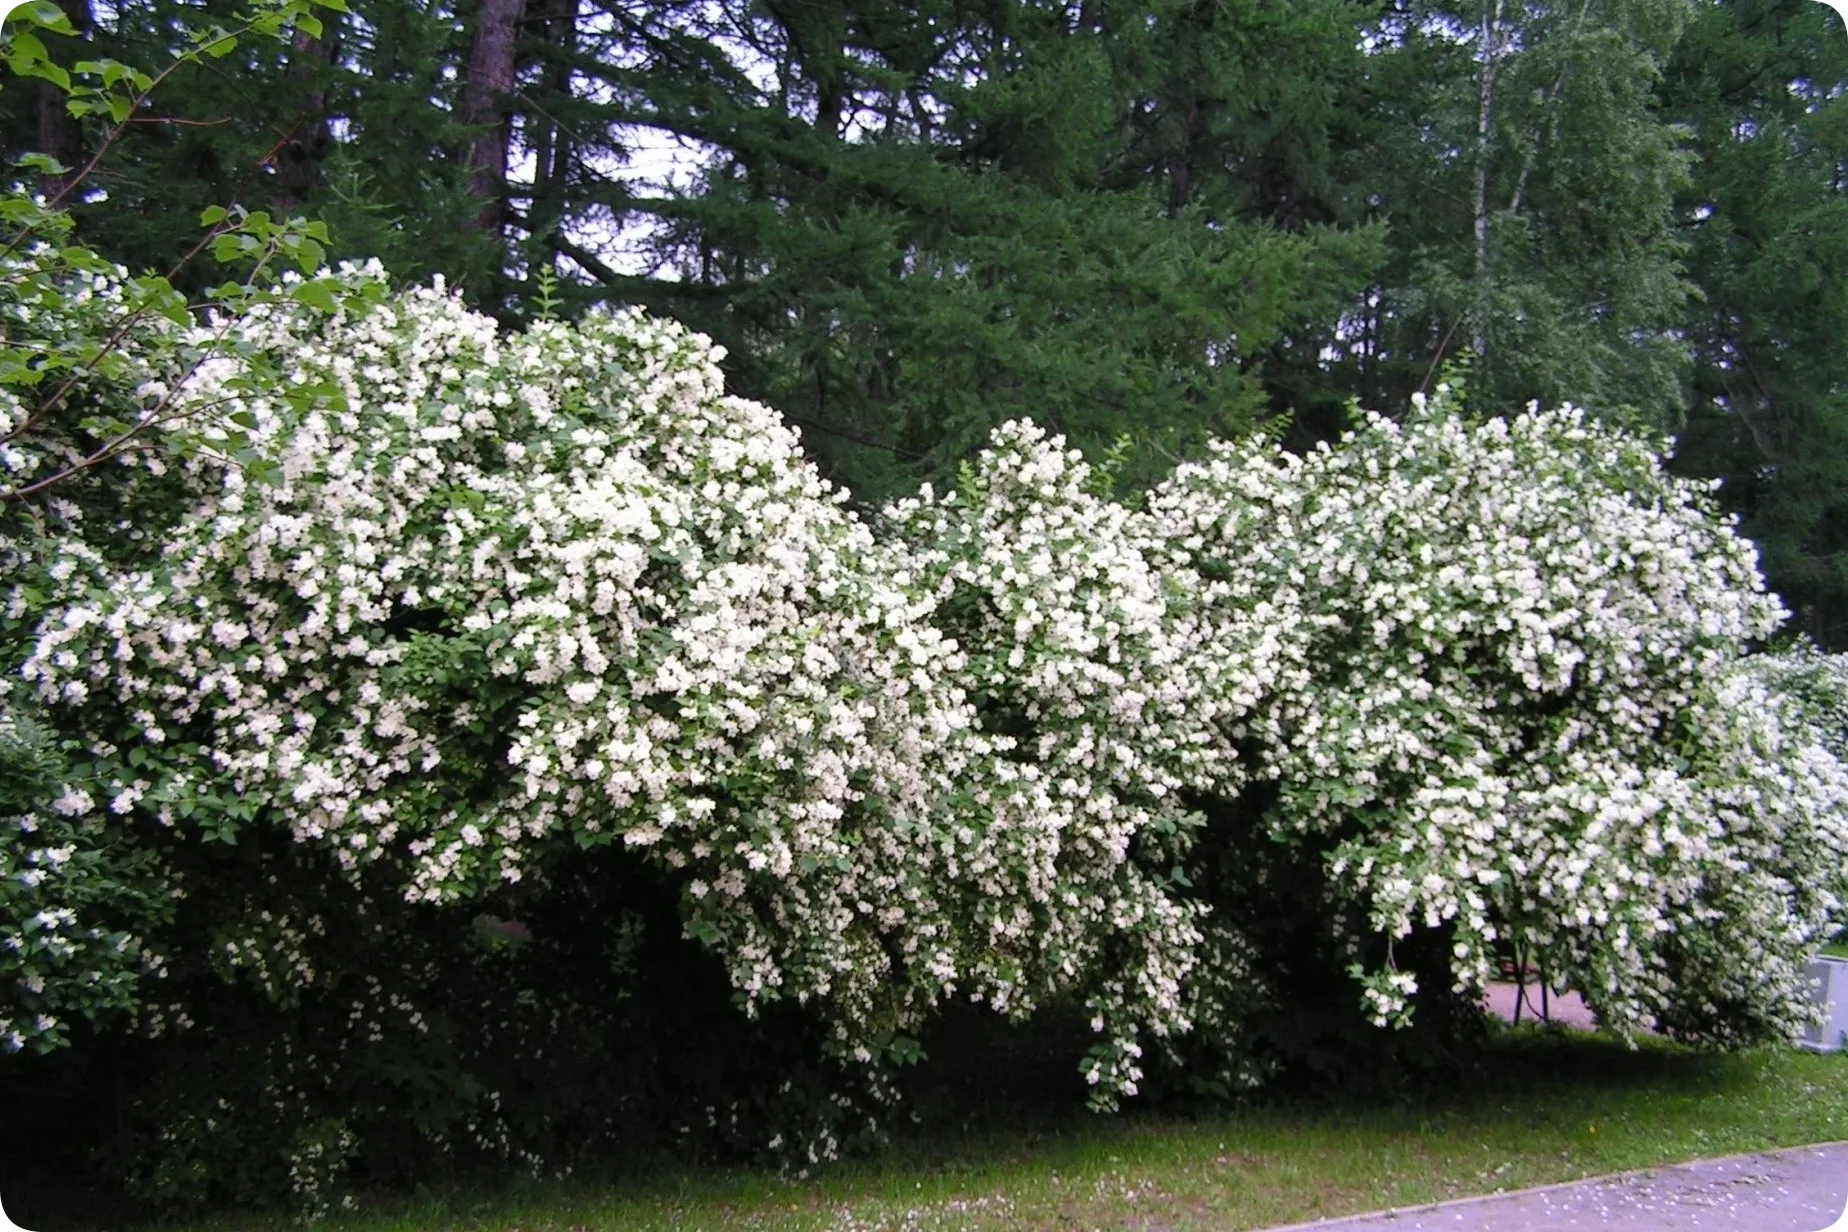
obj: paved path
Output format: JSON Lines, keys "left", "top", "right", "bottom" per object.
{"left": 1481, "top": 981, "right": 1599, "bottom": 1031}
{"left": 1258, "top": 1141, "right": 1848, "bottom": 1232}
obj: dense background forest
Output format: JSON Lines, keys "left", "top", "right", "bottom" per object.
{"left": 9, "top": 2, "right": 1848, "bottom": 1223}
{"left": 6, "top": 0, "right": 1847, "bottom": 645}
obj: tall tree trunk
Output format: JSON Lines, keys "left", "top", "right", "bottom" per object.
{"left": 461, "top": 0, "right": 526, "bottom": 231}
{"left": 1166, "top": 98, "right": 1201, "bottom": 216}
{"left": 36, "top": 0, "right": 92, "bottom": 204}
{"left": 1471, "top": 0, "right": 1504, "bottom": 361}
{"left": 270, "top": 21, "right": 341, "bottom": 213}
{"left": 525, "top": 0, "right": 578, "bottom": 270}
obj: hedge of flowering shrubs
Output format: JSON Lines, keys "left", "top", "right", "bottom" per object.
{"left": 5, "top": 263, "right": 1847, "bottom": 1214}
{"left": 1144, "top": 405, "right": 1848, "bottom": 1047}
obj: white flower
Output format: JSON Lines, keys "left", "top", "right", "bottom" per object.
{"left": 51, "top": 788, "right": 95, "bottom": 817}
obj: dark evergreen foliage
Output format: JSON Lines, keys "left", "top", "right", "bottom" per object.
{"left": 1662, "top": 0, "right": 1848, "bottom": 650}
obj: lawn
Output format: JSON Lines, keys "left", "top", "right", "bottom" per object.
{"left": 131, "top": 1029, "right": 1848, "bottom": 1232}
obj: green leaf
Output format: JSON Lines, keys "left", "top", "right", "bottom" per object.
{"left": 5, "top": 31, "right": 48, "bottom": 60}
{"left": 17, "top": 2, "right": 78, "bottom": 35}
{"left": 199, "top": 204, "right": 229, "bottom": 227}
{"left": 243, "top": 457, "right": 282, "bottom": 486}
{"left": 200, "top": 34, "right": 239, "bottom": 58}
{"left": 15, "top": 152, "right": 70, "bottom": 176}
{"left": 285, "top": 236, "right": 326, "bottom": 273}
{"left": 93, "top": 58, "right": 141, "bottom": 89}
{"left": 5, "top": 34, "right": 71, "bottom": 91}
{"left": 292, "top": 280, "right": 338, "bottom": 313}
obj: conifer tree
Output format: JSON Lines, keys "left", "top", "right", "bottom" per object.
{"left": 1662, "top": 0, "right": 1848, "bottom": 649}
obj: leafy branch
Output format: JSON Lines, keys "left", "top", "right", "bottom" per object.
{"left": 0, "top": 0, "right": 366, "bottom": 505}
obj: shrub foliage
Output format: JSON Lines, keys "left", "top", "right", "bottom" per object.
{"left": 5, "top": 264, "right": 1847, "bottom": 1214}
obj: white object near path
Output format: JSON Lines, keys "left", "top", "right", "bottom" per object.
{"left": 0, "top": 1191, "right": 34, "bottom": 1232}
{"left": 1802, "top": 956, "right": 1848, "bottom": 1052}
{"left": 1816, "top": 0, "right": 1848, "bottom": 35}
{"left": 1814, "top": 1194, "right": 1848, "bottom": 1232}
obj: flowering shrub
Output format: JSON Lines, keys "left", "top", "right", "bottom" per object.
{"left": 7, "top": 267, "right": 1256, "bottom": 1188}
{"left": 0, "top": 232, "right": 200, "bottom": 1057}
{"left": 1145, "top": 391, "right": 1848, "bottom": 1044}
{"left": 879, "top": 423, "right": 1280, "bottom": 1103}
{"left": 8, "top": 251, "right": 1848, "bottom": 1214}
{"left": 0, "top": 680, "right": 172, "bottom": 1054}
{"left": 1741, "top": 645, "right": 1848, "bottom": 763}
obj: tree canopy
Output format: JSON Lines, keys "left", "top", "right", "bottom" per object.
{"left": 8, "top": 1, "right": 1847, "bottom": 628}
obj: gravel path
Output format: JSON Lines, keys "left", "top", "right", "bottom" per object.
{"left": 1256, "top": 1141, "right": 1848, "bottom": 1232}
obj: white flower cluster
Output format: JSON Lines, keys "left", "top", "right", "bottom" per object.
{"left": 1144, "top": 391, "right": 1848, "bottom": 1039}
{"left": 13, "top": 260, "right": 1848, "bottom": 1106}
{"left": 1741, "top": 645, "right": 1848, "bottom": 764}
{"left": 11, "top": 273, "right": 1219, "bottom": 1098}
{"left": 0, "top": 679, "right": 166, "bottom": 1055}
{"left": 879, "top": 423, "right": 1284, "bottom": 1101}
{"left": 0, "top": 243, "right": 174, "bottom": 486}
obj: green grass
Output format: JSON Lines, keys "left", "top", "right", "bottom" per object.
{"left": 1823, "top": 939, "right": 1848, "bottom": 959}
{"left": 126, "top": 1030, "right": 1848, "bottom": 1232}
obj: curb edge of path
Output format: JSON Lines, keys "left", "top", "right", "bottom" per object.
{"left": 1248, "top": 1137, "right": 1848, "bottom": 1232}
